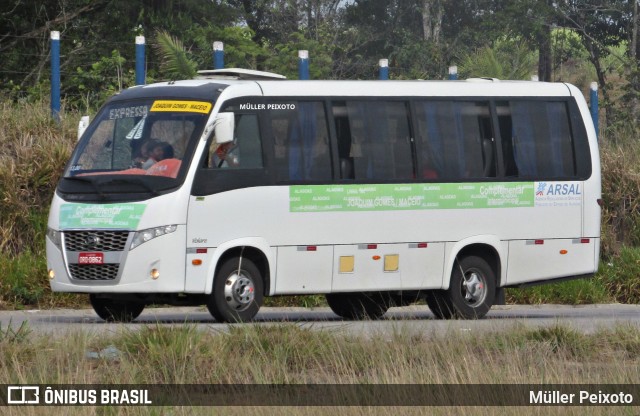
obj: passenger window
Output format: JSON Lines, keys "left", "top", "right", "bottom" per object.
{"left": 415, "top": 101, "right": 495, "bottom": 179}
{"left": 332, "top": 101, "right": 414, "bottom": 180}
{"left": 497, "top": 100, "right": 575, "bottom": 178}
{"left": 269, "top": 101, "right": 332, "bottom": 181}
{"left": 205, "top": 113, "right": 263, "bottom": 169}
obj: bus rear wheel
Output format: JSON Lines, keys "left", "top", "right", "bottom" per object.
{"left": 207, "top": 256, "right": 264, "bottom": 323}
{"left": 326, "top": 292, "right": 389, "bottom": 320}
{"left": 426, "top": 255, "right": 495, "bottom": 320}
{"left": 89, "top": 295, "right": 145, "bottom": 322}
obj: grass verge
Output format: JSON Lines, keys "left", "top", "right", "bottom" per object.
{"left": 0, "top": 323, "right": 638, "bottom": 414}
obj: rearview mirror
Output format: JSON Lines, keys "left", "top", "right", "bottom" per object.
{"left": 77, "top": 115, "right": 90, "bottom": 141}
{"left": 214, "top": 112, "right": 234, "bottom": 144}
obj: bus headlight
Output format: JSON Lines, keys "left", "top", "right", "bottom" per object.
{"left": 130, "top": 225, "right": 178, "bottom": 250}
{"left": 46, "top": 227, "right": 62, "bottom": 249}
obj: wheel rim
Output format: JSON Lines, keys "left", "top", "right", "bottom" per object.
{"left": 461, "top": 268, "right": 487, "bottom": 307}
{"left": 224, "top": 271, "right": 256, "bottom": 311}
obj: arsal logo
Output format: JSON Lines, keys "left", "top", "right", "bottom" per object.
{"left": 534, "top": 182, "right": 583, "bottom": 207}
{"left": 535, "top": 182, "right": 582, "bottom": 197}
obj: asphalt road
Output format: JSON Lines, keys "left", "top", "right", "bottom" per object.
{"left": 0, "top": 304, "right": 638, "bottom": 337}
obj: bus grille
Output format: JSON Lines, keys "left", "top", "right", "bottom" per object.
{"left": 64, "top": 231, "right": 129, "bottom": 252}
{"left": 68, "top": 264, "right": 119, "bottom": 281}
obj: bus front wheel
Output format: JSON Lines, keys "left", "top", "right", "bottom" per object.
{"left": 326, "top": 292, "right": 389, "bottom": 320}
{"left": 89, "top": 295, "right": 145, "bottom": 322}
{"left": 207, "top": 257, "right": 264, "bottom": 323}
{"left": 426, "top": 255, "right": 495, "bottom": 320}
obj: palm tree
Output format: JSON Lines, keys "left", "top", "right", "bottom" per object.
{"left": 460, "top": 40, "right": 536, "bottom": 80}
{"left": 153, "top": 30, "right": 198, "bottom": 80}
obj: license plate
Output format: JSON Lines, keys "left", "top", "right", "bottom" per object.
{"left": 78, "top": 252, "right": 104, "bottom": 265}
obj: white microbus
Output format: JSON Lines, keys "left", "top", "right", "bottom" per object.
{"left": 46, "top": 70, "right": 601, "bottom": 322}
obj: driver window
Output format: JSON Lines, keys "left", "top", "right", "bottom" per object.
{"left": 206, "top": 113, "right": 264, "bottom": 169}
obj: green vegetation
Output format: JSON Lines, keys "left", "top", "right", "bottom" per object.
{"left": 0, "top": 323, "right": 638, "bottom": 413}
{"left": 597, "top": 247, "right": 640, "bottom": 304}
{"left": 460, "top": 39, "right": 536, "bottom": 80}
{"left": 0, "top": 102, "right": 82, "bottom": 308}
{"left": 506, "top": 278, "right": 610, "bottom": 305}
{"left": 507, "top": 246, "right": 640, "bottom": 305}
{"left": 3, "top": 1, "right": 639, "bottom": 114}
{"left": 600, "top": 136, "right": 640, "bottom": 254}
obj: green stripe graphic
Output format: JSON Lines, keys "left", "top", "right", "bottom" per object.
{"left": 60, "top": 203, "right": 146, "bottom": 229}
{"left": 290, "top": 183, "right": 534, "bottom": 212}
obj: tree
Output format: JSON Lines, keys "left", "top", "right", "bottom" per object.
{"left": 555, "top": 0, "right": 627, "bottom": 126}
{"left": 478, "top": 0, "right": 557, "bottom": 81}
{"left": 460, "top": 39, "right": 536, "bottom": 79}
{"left": 0, "top": 0, "right": 239, "bottom": 105}
{"left": 229, "top": 0, "right": 343, "bottom": 74}
{"left": 421, "top": 0, "right": 444, "bottom": 43}
{"left": 153, "top": 30, "right": 198, "bottom": 80}
{"left": 0, "top": 0, "right": 102, "bottom": 94}
{"left": 340, "top": 0, "right": 446, "bottom": 79}
{"left": 624, "top": 0, "right": 639, "bottom": 126}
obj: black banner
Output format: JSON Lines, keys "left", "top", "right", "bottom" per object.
{"left": 1, "top": 384, "right": 638, "bottom": 406}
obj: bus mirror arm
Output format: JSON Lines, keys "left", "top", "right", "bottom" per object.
{"left": 211, "top": 112, "right": 235, "bottom": 145}
{"left": 77, "top": 115, "right": 90, "bottom": 141}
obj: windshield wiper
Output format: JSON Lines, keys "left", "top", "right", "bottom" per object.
{"left": 65, "top": 176, "right": 160, "bottom": 197}
{"left": 64, "top": 176, "right": 106, "bottom": 200}
{"left": 98, "top": 177, "right": 160, "bottom": 196}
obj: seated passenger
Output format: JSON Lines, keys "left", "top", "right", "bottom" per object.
{"left": 132, "top": 139, "right": 159, "bottom": 169}
{"left": 422, "top": 157, "right": 439, "bottom": 179}
{"left": 143, "top": 141, "right": 174, "bottom": 169}
{"left": 423, "top": 168, "right": 438, "bottom": 179}
{"left": 211, "top": 141, "right": 239, "bottom": 168}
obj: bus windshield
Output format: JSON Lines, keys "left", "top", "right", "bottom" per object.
{"left": 64, "top": 99, "right": 212, "bottom": 182}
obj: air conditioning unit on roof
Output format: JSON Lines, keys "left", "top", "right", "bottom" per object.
{"left": 196, "top": 68, "right": 286, "bottom": 80}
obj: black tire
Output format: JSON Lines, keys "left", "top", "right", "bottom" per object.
{"left": 425, "top": 290, "right": 455, "bottom": 319}
{"left": 89, "top": 295, "right": 145, "bottom": 322}
{"left": 326, "top": 292, "right": 390, "bottom": 320}
{"left": 426, "top": 255, "right": 496, "bottom": 320}
{"left": 207, "top": 257, "right": 264, "bottom": 323}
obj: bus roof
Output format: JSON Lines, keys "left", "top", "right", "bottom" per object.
{"left": 114, "top": 81, "right": 228, "bottom": 101}
{"left": 119, "top": 78, "right": 575, "bottom": 100}
{"left": 253, "top": 79, "right": 574, "bottom": 98}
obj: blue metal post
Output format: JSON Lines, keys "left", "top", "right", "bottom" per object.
{"left": 213, "top": 41, "right": 224, "bottom": 69}
{"left": 448, "top": 65, "right": 458, "bottom": 80}
{"left": 135, "top": 36, "right": 145, "bottom": 85}
{"left": 50, "top": 31, "right": 60, "bottom": 121}
{"left": 590, "top": 82, "right": 599, "bottom": 139}
{"left": 298, "top": 50, "right": 310, "bottom": 80}
{"left": 379, "top": 59, "right": 389, "bottom": 80}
